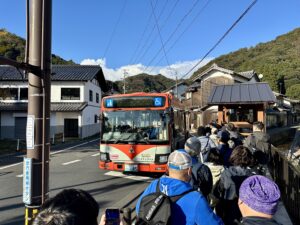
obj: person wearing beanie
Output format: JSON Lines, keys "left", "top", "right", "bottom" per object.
{"left": 136, "top": 150, "right": 223, "bottom": 225}
{"left": 238, "top": 175, "right": 281, "bottom": 225}
{"left": 185, "top": 137, "right": 213, "bottom": 198}
{"left": 217, "top": 130, "right": 233, "bottom": 167}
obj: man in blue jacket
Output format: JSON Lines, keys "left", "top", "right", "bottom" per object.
{"left": 136, "top": 150, "right": 223, "bottom": 225}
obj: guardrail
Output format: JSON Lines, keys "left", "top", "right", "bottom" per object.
{"left": 269, "top": 148, "right": 300, "bottom": 225}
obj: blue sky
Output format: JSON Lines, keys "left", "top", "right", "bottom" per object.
{"left": 1, "top": 0, "right": 300, "bottom": 81}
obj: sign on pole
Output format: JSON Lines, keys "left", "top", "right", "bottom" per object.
{"left": 26, "top": 115, "right": 35, "bottom": 149}
{"left": 23, "top": 157, "right": 33, "bottom": 204}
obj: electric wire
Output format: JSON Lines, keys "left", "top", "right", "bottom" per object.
{"left": 148, "top": 0, "right": 213, "bottom": 74}
{"left": 133, "top": 0, "right": 180, "bottom": 65}
{"left": 180, "top": 0, "right": 258, "bottom": 80}
{"left": 103, "top": 0, "right": 128, "bottom": 58}
{"left": 150, "top": 0, "right": 171, "bottom": 71}
{"left": 132, "top": 0, "right": 170, "bottom": 64}
{"left": 128, "top": 0, "right": 159, "bottom": 65}
{"left": 143, "top": 0, "right": 201, "bottom": 73}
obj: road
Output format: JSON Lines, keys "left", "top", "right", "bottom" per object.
{"left": 0, "top": 139, "right": 154, "bottom": 225}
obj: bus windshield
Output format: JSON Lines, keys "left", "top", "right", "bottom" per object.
{"left": 102, "top": 110, "right": 169, "bottom": 144}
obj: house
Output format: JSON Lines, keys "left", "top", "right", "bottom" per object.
{"left": 183, "top": 63, "right": 260, "bottom": 128}
{"left": 164, "top": 81, "right": 188, "bottom": 101}
{"left": 0, "top": 65, "right": 107, "bottom": 140}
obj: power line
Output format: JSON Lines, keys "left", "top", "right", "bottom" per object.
{"left": 133, "top": 0, "right": 170, "bottom": 65}
{"left": 150, "top": 0, "right": 171, "bottom": 70}
{"left": 128, "top": 0, "right": 159, "bottom": 65}
{"left": 103, "top": 0, "right": 128, "bottom": 58}
{"left": 143, "top": 0, "right": 201, "bottom": 73}
{"left": 180, "top": 0, "right": 258, "bottom": 80}
{"left": 148, "top": 0, "right": 213, "bottom": 74}
{"left": 133, "top": 0, "right": 180, "bottom": 65}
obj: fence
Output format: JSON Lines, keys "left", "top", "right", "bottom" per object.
{"left": 269, "top": 149, "right": 300, "bottom": 225}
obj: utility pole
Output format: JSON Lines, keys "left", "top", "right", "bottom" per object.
{"left": 24, "top": 0, "right": 52, "bottom": 224}
{"left": 123, "top": 69, "right": 128, "bottom": 94}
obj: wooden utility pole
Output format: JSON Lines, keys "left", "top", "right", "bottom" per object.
{"left": 24, "top": 0, "right": 52, "bottom": 224}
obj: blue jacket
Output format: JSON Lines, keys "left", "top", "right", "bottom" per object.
{"left": 136, "top": 176, "right": 223, "bottom": 225}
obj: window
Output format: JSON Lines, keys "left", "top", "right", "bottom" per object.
{"left": 96, "top": 93, "right": 99, "bottom": 103}
{"left": 95, "top": 114, "right": 98, "bottom": 123}
{"left": 0, "top": 88, "right": 18, "bottom": 100}
{"left": 89, "top": 90, "right": 93, "bottom": 102}
{"left": 20, "top": 88, "right": 28, "bottom": 100}
{"left": 61, "top": 88, "right": 80, "bottom": 100}
{"left": 186, "top": 92, "right": 192, "bottom": 99}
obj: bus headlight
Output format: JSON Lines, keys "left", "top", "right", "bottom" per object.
{"left": 159, "top": 155, "right": 168, "bottom": 163}
{"left": 100, "top": 152, "right": 109, "bottom": 161}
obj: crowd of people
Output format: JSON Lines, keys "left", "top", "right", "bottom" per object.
{"left": 31, "top": 121, "right": 283, "bottom": 225}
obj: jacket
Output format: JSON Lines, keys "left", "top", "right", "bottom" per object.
{"left": 205, "top": 163, "right": 224, "bottom": 186}
{"left": 239, "top": 217, "right": 282, "bottom": 225}
{"left": 136, "top": 176, "right": 224, "bottom": 225}
{"left": 217, "top": 144, "right": 232, "bottom": 167}
{"left": 213, "top": 166, "right": 256, "bottom": 225}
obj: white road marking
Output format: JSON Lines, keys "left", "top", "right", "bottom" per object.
{"left": 0, "top": 162, "right": 23, "bottom": 170}
{"left": 91, "top": 153, "right": 100, "bottom": 157}
{"left": 16, "top": 174, "right": 23, "bottom": 178}
{"left": 0, "top": 138, "right": 99, "bottom": 170}
{"left": 62, "top": 159, "right": 81, "bottom": 165}
{"left": 104, "top": 171, "right": 152, "bottom": 181}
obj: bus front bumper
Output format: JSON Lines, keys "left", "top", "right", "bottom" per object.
{"left": 99, "top": 161, "right": 167, "bottom": 173}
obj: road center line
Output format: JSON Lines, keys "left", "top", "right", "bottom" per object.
{"left": 0, "top": 138, "right": 99, "bottom": 170}
{"left": 91, "top": 153, "right": 100, "bottom": 157}
{"left": 16, "top": 174, "right": 23, "bottom": 178}
{"left": 62, "top": 159, "right": 81, "bottom": 165}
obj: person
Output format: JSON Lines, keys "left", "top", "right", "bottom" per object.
{"left": 225, "top": 123, "right": 244, "bottom": 149}
{"left": 210, "top": 127, "right": 219, "bottom": 146}
{"left": 213, "top": 146, "right": 257, "bottom": 225}
{"left": 217, "top": 130, "right": 232, "bottom": 167}
{"left": 136, "top": 150, "right": 224, "bottom": 225}
{"left": 238, "top": 175, "right": 281, "bottom": 225}
{"left": 32, "top": 189, "right": 99, "bottom": 225}
{"left": 197, "top": 126, "right": 217, "bottom": 162}
{"left": 185, "top": 137, "right": 213, "bottom": 199}
{"left": 244, "top": 122, "right": 271, "bottom": 165}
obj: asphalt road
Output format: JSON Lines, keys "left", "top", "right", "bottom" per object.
{"left": 0, "top": 139, "right": 154, "bottom": 225}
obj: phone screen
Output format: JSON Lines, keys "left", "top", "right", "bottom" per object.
{"left": 105, "top": 208, "right": 120, "bottom": 225}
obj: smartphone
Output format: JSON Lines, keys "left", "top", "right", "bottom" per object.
{"left": 105, "top": 208, "right": 120, "bottom": 225}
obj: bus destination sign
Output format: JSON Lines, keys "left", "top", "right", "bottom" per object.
{"left": 104, "top": 96, "right": 166, "bottom": 108}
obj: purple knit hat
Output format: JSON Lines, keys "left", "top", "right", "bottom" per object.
{"left": 239, "top": 175, "right": 280, "bottom": 215}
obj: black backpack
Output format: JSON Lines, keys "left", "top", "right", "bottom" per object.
{"left": 190, "top": 163, "right": 213, "bottom": 198}
{"left": 136, "top": 179, "right": 193, "bottom": 225}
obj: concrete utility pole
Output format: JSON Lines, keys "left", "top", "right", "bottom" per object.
{"left": 24, "top": 0, "right": 52, "bottom": 224}
{"left": 123, "top": 69, "right": 128, "bottom": 94}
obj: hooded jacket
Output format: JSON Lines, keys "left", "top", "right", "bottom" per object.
{"left": 136, "top": 176, "right": 223, "bottom": 225}
{"left": 239, "top": 217, "right": 282, "bottom": 225}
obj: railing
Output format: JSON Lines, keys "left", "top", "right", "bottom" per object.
{"left": 269, "top": 149, "right": 300, "bottom": 225}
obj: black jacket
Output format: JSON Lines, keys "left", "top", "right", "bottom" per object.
{"left": 239, "top": 217, "right": 282, "bottom": 225}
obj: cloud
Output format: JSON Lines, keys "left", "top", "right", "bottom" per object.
{"left": 80, "top": 58, "right": 213, "bottom": 81}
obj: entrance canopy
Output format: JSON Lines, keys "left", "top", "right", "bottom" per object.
{"left": 207, "top": 82, "right": 276, "bottom": 105}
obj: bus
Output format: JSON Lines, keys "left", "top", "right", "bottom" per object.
{"left": 99, "top": 92, "right": 185, "bottom": 173}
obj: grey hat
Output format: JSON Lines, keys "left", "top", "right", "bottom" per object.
{"left": 185, "top": 137, "right": 201, "bottom": 156}
{"left": 168, "top": 150, "right": 192, "bottom": 170}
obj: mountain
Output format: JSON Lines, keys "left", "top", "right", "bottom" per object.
{"left": 114, "top": 73, "right": 176, "bottom": 93}
{"left": 0, "top": 29, "right": 75, "bottom": 65}
{"left": 191, "top": 28, "right": 300, "bottom": 99}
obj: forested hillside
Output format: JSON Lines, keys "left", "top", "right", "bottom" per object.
{"left": 115, "top": 73, "right": 176, "bottom": 93}
{"left": 191, "top": 28, "right": 300, "bottom": 99}
{"left": 0, "top": 29, "right": 75, "bottom": 65}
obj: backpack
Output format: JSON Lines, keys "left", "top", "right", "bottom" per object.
{"left": 190, "top": 163, "right": 213, "bottom": 198}
{"left": 200, "top": 138, "right": 211, "bottom": 162}
{"left": 248, "top": 134, "right": 270, "bottom": 164}
{"left": 136, "top": 180, "right": 193, "bottom": 225}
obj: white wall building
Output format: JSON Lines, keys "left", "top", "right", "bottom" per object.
{"left": 0, "top": 65, "right": 107, "bottom": 139}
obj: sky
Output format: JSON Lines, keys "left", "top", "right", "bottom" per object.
{"left": 1, "top": 0, "right": 300, "bottom": 81}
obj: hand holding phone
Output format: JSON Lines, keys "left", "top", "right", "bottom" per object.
{"left": 105, "top": 208, "right": 120, "bottom": 225}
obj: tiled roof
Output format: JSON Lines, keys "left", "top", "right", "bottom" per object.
{"left": 0, "top": 102, "right": 88, "bottom": 112}
{"left": 0, "top": 65, "right": 108, "bottom": 91}
{"left": 193, "top": 63, "right": 257, "bottom": 82}
{"left": 207, "top": 82, "right": 276, "bottom": 105}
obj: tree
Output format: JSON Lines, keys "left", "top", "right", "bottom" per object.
{"left": 286, "top": 84, "right": 300, "bottom": 99}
